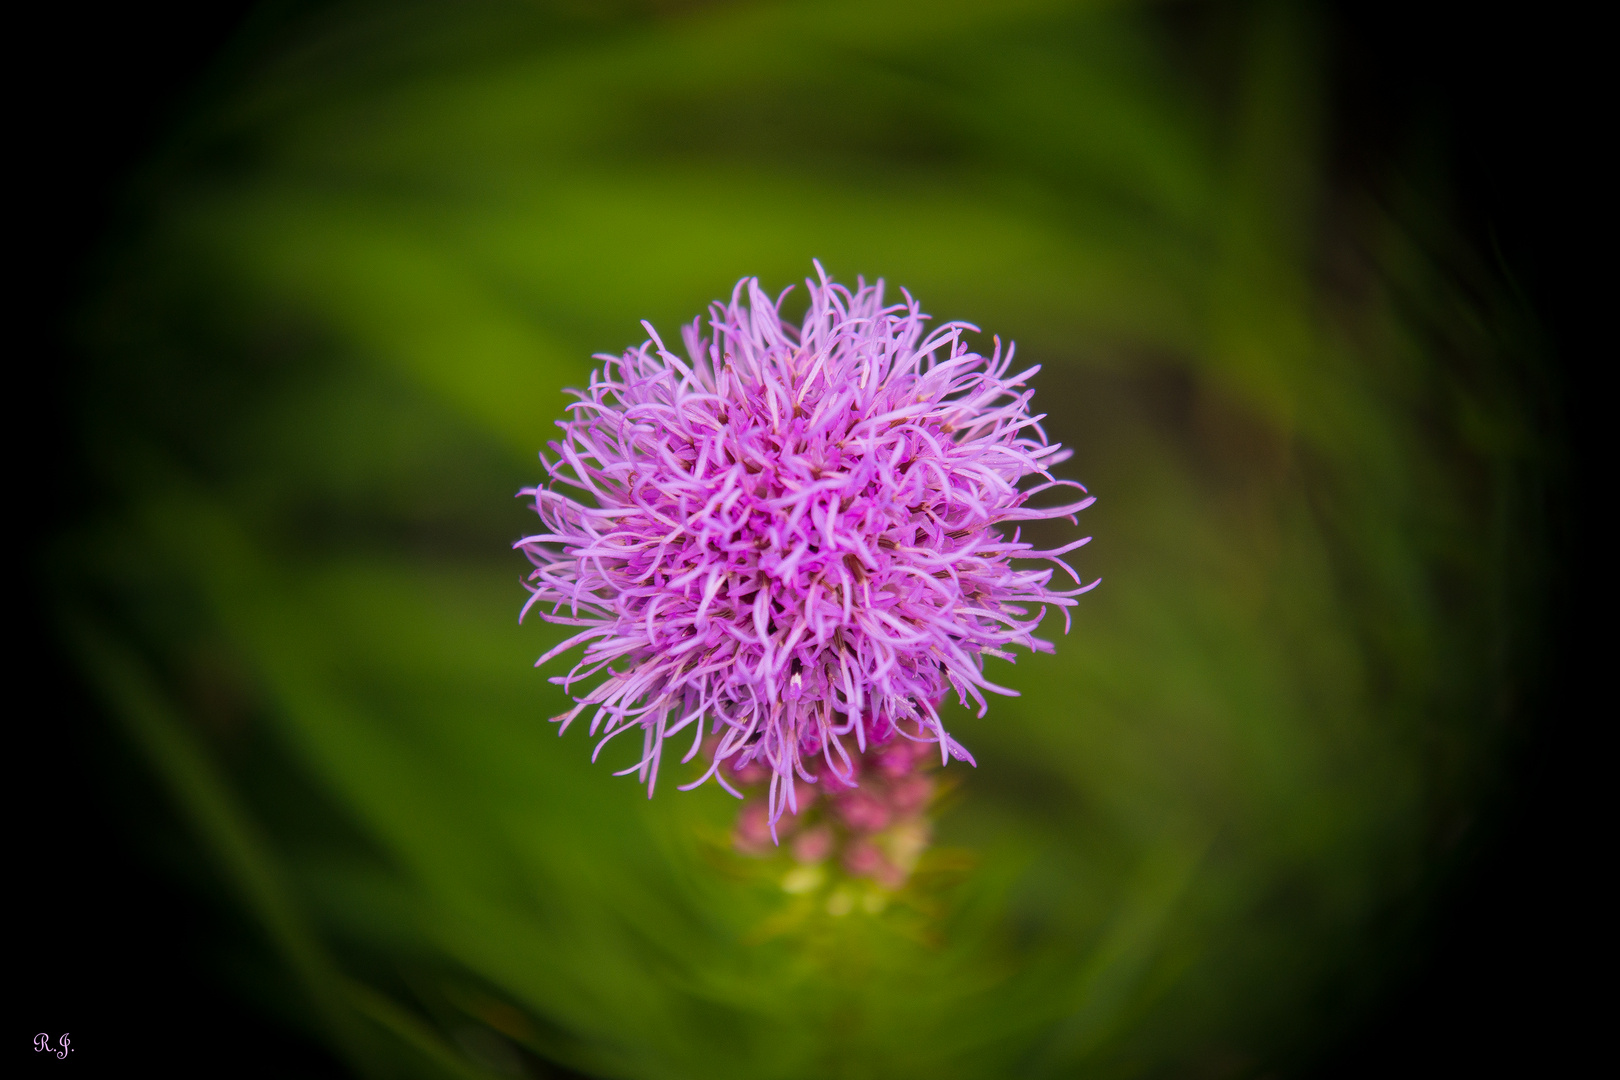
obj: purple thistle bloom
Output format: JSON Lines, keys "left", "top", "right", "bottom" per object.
{"left": 516, "top": 264, "right": 1096, "bottom": 837}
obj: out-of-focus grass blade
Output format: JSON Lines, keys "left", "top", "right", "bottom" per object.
{"left": 60, "top": 610, "right": 513, "bottom": 1080}
{"left": 60, "top": 612, "right": 373, "bottom": 1072}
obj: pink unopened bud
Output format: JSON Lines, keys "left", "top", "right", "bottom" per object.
{"left": 792, "top": 826, "right": 834, "bottom": 864}
{"left": 875, "top": 739, "right": 926, "bottom": 778}
{"left": 790, "top": 778, "right": 819, "bottom": 814}
{"left": 843, "top": 839, "right": 905, "bottom": 889}
{"left": 889, "top": 773, "right": 933, "bottom": 815}
{"left": 732, "top": 760, "right": 770, "bottom": 786}
{"left": 734, "top": 801, "right": 774, "bottom": 855}
{"left": 836, "top": 791, "right": 892, "bottom": 833}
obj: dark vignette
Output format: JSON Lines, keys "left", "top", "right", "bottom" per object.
{"left": 12, "top": 1, "right": 1596, "bottom": 1075}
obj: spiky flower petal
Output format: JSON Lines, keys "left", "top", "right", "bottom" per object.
{"left": 517, "top": 265, "right": 1095, "bottom": 835}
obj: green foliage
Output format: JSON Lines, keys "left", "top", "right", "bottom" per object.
{"left": 59, "top": 1, "right": 1547, "bottom": 1076}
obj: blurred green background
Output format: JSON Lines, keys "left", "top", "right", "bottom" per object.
{"left": 47, "top": 0, "right": 1551, "bottom": 1076}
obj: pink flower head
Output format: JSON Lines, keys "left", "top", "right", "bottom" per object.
{"left": 516, "top": 264, "right": 1096, "bottom": 838}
